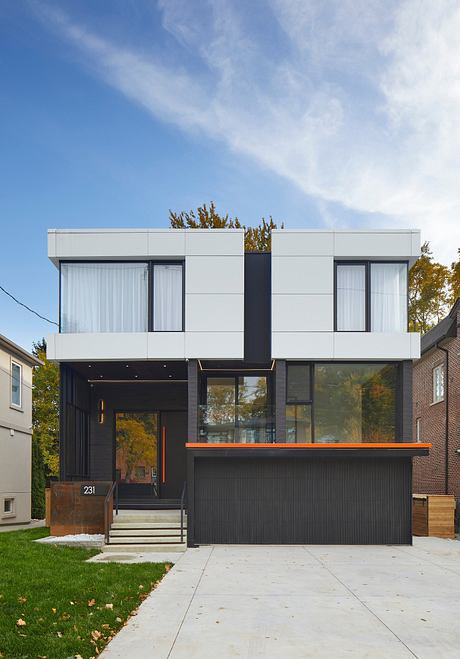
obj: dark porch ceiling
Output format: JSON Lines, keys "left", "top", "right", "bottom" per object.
{"left": 68, "top": 361, "right": 188, "bottom": 382}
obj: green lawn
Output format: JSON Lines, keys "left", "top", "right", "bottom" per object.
{"left": 0, "top": 528, "right": 170, "bottom": 659}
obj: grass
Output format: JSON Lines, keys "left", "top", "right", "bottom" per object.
{"left": 0, "top": 528, "right": 170, "bottom": 659}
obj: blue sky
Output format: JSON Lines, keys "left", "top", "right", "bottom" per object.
{"left": 1, "top": 1, "right": 459, "bottom": 351}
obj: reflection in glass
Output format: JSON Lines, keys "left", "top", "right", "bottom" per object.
{"left": 115, "top": 412, "right": 159, "bottom": 485}
{"left": 314, "top": 364, "right": 396, "bottom": 443}
{"left": 286, "top": 405, "right": 312, "bottom": 442}
{"left": 202, "top": 376, "right": 272, "bottom": 443}
{"left": 286, "top": 364, "right": 311, "bottom": 402}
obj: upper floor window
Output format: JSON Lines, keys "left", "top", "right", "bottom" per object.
{"left": 335, "top": 262, "right": 407, "bottom": 332}
{"left": 61, "top": 261, "right": 184, "bottom": 333}
{"left": 153, "top": 264, "right": 183, "bottom": 331}
{"left": 11, "top": 361, "right": 22, "bottom": 408}
{"left": 432, "top": 364, "right": 445, "bottom": 403}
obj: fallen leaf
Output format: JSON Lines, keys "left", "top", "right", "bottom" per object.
{"left": 16, "top": 618, "right": 26, "bottom": 627}
{"left": 116, "top": 617, "right": 122, "bottom": 623}
{"left": 91, "top": 630, "right": 102, "bottom": 641}
{"left": 165, "top": 564, "right": 171, "bottom": 572}
{"left": 75, "top": 655, "right": 83, "bottom": 659}
{"left": 57, "top": 631, "right": 62, "bottom": 638}
{"left": 51, "top": 608, "right": 57, "bottom": 614}
{"left": 70, "top": 601, "right": 75, "bottom": 605}
{"left": 88, "top": 599, "right": 96, "bottom": 607}
{"left": 105, "top": 603, "right": 113, "bottom": 609}
{"left": 61, "top": 612, "right": 71, "bottom": 621}
{"left": 18, "top": 596, "right": 27, "bottom": 604}
{"left": 138, "top": 585, "right": 144, "bottom": 590}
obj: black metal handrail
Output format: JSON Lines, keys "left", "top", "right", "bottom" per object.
{"left": 180, "top": 480, "right": 187, "bottom": 544}
{"left": 104, "top": 481, "right": 119, "bottom": 544}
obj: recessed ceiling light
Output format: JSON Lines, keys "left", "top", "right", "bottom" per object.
{"left": 168, "top": 374, "right": 173, "bottom": 378}
{"left": 163, "top": 364, "right": 167, "bottom": 368}
{"left": 99, "top": 375, "right": 103, "bottom": 378}
{"left": 134, "top": 375, "right": 139, "bottom": 378}
{"left": 88, "top": 365, "right": 92, "bottom": 368}
{"left": 125, "top": 364, "right": 129, "bottom": 368}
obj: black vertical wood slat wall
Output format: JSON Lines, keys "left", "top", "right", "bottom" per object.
{"left": 189, "top": 454, "right": 413, "bottom": 545}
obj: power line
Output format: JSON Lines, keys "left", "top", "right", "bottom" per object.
{"left": 0, "top": 284, "right": 58, "bottom": 326}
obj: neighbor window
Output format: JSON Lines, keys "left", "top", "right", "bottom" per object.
{"left": 11, "top": 361, "right": 22, "bottom": 408}
{"left": 4, "top": 498, "right": 14, "bottom": 515}
{"left": 335, "top": 262, "right": 408, "bottom": 332}
{"left": 153, "top": 263, "right": 183, "bottom": 331}
{"left": 416, "top": 417, "right": 421, "bottom": 442}
{"left": 61, "top": 262, "right": 148, "bottom": 333}
{"left": 432, "top": 364, "right": 445, "bottom": 403}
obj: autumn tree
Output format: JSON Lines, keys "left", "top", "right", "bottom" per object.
{"left": 32, "top": 338, "right": 60, "bottom": 479}
{"left": 169, "top": 201, "right": 283, "bottom": 251}
{"left": 409, "top": 242, "right": 450, "bottom": 333}
{"left": 450, "top": 248, "right": 460, "bottom": 303}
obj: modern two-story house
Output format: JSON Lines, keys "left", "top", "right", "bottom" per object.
{"left": 0, "top": 334, "right": 41, "bottom": 525}
{"left": 47, "top": 228, "right": 429, "bottom": 545}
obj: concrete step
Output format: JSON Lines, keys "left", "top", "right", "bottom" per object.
{"left": 102, "top": 543, "right": 186, "bottom": 553}
{"left": 111, "top": 521, "right": 186, "bottom": 530}
{"left": 108, "top": 536, "right": 186, "bottom": 544}
{"left": 114, "top": 512, "right": 184, "bottom": 524}
{"left": 110, "top": 529, "right": 187, "bottom": 538}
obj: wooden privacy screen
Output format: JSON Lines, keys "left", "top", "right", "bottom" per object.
{"left": 50, "top": 481, "right": 111, "bottom": 536}
{"left": 413, "top": 494, "right": 456, "bottom": 539}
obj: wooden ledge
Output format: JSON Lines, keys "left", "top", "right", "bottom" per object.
{"left": 186, "top": 442, "right": 432, "bottom": 449}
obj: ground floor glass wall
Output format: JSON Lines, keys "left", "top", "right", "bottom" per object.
{"left": 286, "top": 363, "right": 397, "bottom": 443}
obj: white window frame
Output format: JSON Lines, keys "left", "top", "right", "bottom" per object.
{"left": 415, "top": 417, "right": 421, "bottom": 442}
{"left": 3, "top": 497, "right": 15, "bottom": 518}
{"left": 10, "top": 360, "right": 22, "bottom": 409}
{"left": 432, "top": 364, "right": 445, "bottom": 404}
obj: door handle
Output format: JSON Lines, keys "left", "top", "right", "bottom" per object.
{"left": 162, "top": 426, "right": 166, "bottom": 484}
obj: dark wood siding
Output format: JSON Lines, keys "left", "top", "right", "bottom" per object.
{"left": 244, "top": 253, "right": 271, "bottom": 363}
{"left": 190, "top": 454, "right": 412, "bottom": 545}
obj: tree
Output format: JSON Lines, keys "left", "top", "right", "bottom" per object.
{"left": 32, "top": 338, "right": 60, "bottom": 479}
{"left": 449, "top": 248, "right": 460, "bottom": 304}
{"left": 169, "top": 201, "right": 283, "bottom": 251}
{"left": 31, "top": 438, "right": 46, "bottom": 519}
{"left": 409, "top": 242, "right": 450, "bottom": 333}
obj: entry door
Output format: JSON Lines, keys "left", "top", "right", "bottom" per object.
{"left": 115, "top": 412, "right": 159, "bottom": 498}
{"left": 160, "top": 411, "right": 188, "bottom": 499}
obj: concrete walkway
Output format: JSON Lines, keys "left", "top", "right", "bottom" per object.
{"left": 101, "top": 537, "right": 460, "bottom": 659}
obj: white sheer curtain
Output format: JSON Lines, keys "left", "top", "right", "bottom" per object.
{"left": 371, "top": 263, "right": 407, "bottom": 332}
{"left": 153, "top": 264, "right": 183, "bottom": 331}
{"left": 61, "top": 263, "right": 148, "bottom": 332}
{"left": 336, "top": 265, "right": 366, "bottom": 331}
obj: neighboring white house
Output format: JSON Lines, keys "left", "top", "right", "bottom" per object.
{"left": 0, "top": 334, "right": 41, "bottom": 525}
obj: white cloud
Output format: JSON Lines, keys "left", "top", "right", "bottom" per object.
{"left": 35, "top": 0, "right": 460, "bottom": 263}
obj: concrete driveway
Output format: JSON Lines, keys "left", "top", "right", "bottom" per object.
{"left": 101, "top": 538, "right": 460, "bottom": 659}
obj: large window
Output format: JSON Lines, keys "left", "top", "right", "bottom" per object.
{"left": 286, "top": 362, "right": 397, "bottom": 443}
{"left": 335, "top": 262, "right": 407, "bottom": 332}
{"left": 286, "top": 364, "right": 312, "bottom": 442}
{"left": 201, "top": 375, "right": 273, "bottom": 443}
{"left": 11, "top": 361, "right": 22, "bottom": 408}
{"left": 61, "top": 261, "right": 184, "bottom": 333}
{"left": 153, "top": 264, "right": 183, "bottom": 331}
{"left": 314, "top": 363, "right": 396, "bottom": 443}
{"left": 336, "top": 265, "right": 366, "bottom": 331}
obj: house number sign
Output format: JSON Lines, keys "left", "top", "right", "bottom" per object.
{"left": 80, "top": 484, "right": 107, "bottom": 496}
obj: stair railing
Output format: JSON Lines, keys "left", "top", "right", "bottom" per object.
{"left": 104, "top": 481, "right": 119, "bottom": 544}
{"left": 180, "top": 480, "right": 187, "bottom": 544}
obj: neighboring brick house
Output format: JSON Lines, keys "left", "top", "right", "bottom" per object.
{"left": 413, "top": 298, "right": 460, "bottom": 525}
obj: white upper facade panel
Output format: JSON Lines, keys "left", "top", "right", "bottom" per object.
{"left": 47, "top": 228, "right": 245, "bottom": 361}
{"left": 271, "top": 229, "right": 421, "bottom": 360}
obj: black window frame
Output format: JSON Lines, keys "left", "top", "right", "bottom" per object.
{"left": 59, "top": 259, "right": 185, "bottom": 333}
{"left": 334, "top": 260, "right": 409, "bottom": 333}
{"left": 285, "top": 360, "right": 400, "bottom": 444}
